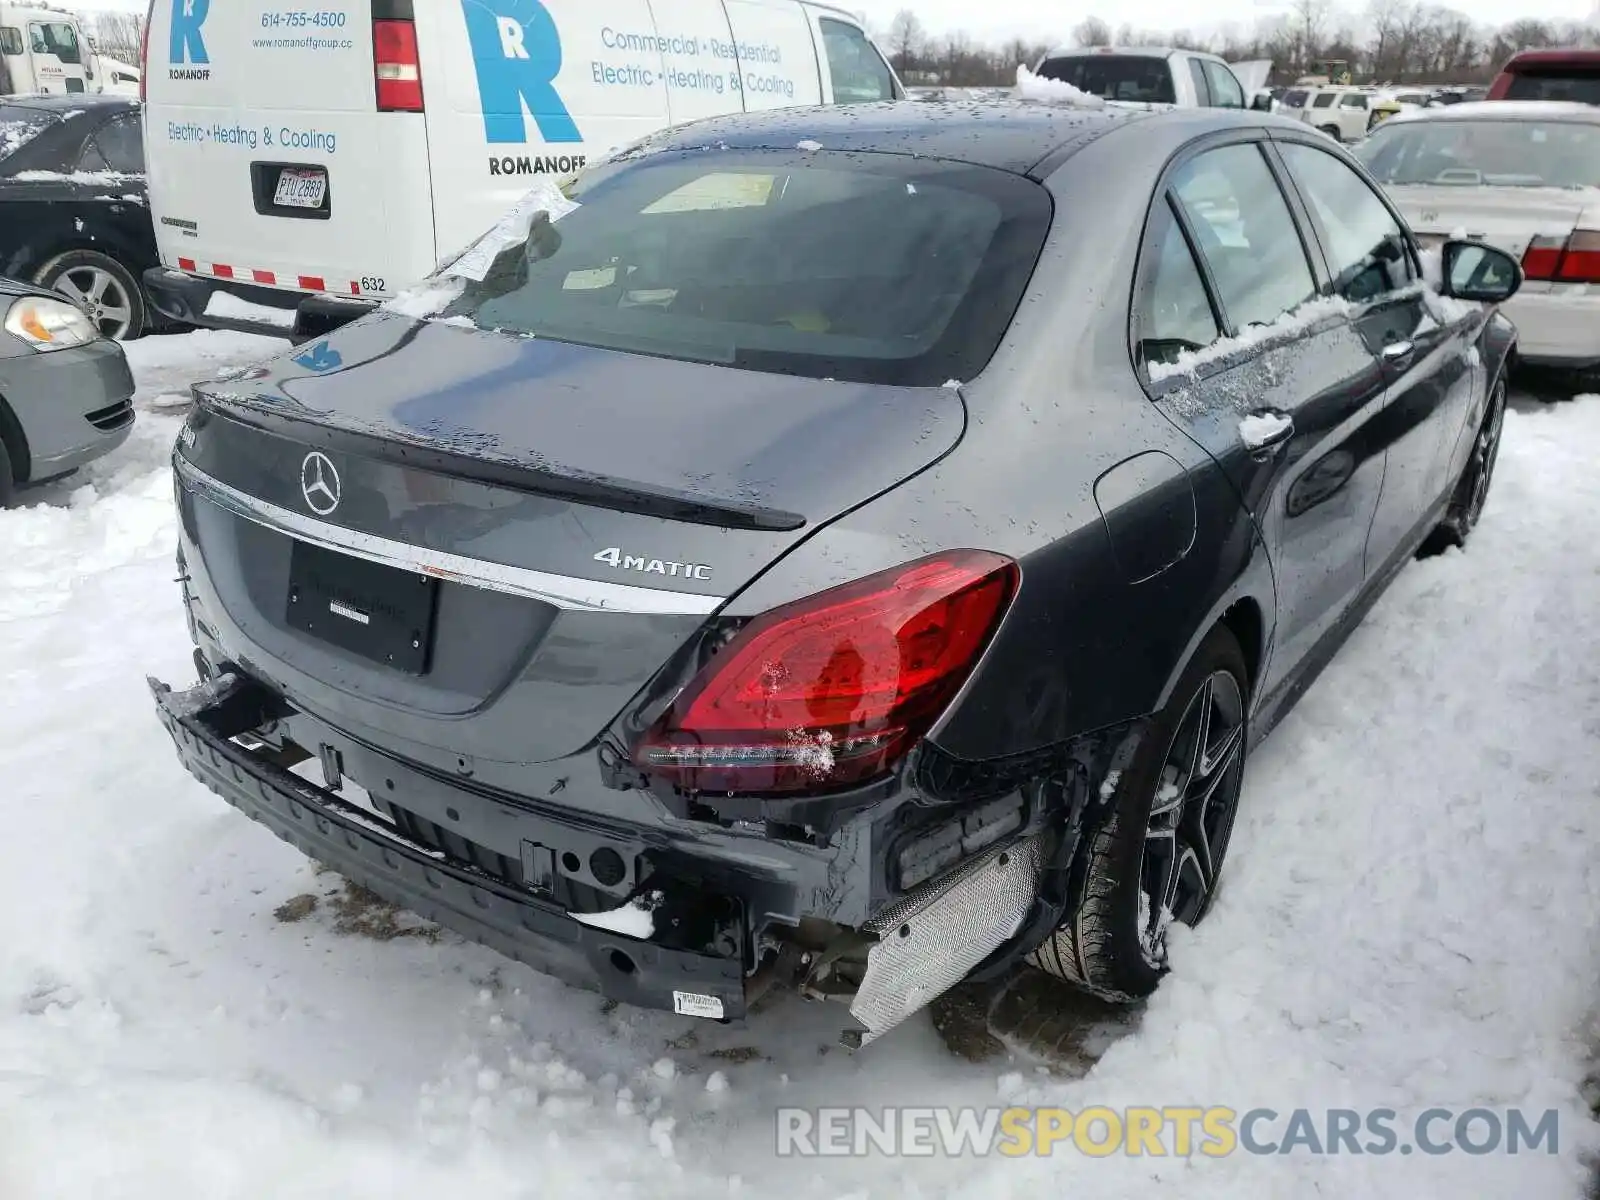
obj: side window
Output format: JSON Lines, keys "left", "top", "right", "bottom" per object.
{"left": 1134, "top": 196, "right": 1222, "bottom": 370}
{"left": 29, "top": 22, "right": 46, "bottom": 54}
{"left": 1203, "top": 61, "right": 1244, "bottom": 108}
{"left": 0, "top": 27, "right": 23, "bottom": 55}
{"left": 1277, "top": 141, "right": 1414, "bottom": 303}
{"left": 92, "top": 115, "right": 144, "bottom": 173}
{"left": 1186, "top": 58, "right": 1211, "bottom": 105}
{"left": 1339, "top": 93, "right": 1368, "bottom": 109}
{"left": 1170, "top": 143, "right": 1317, "bottom": 332}
{"left": 77, "top": 136, "right": 109, "bottom": 172}
{"left": 818, "top": 19, "right": 894, "bottom": 104}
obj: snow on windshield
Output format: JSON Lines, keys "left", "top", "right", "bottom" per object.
{"left": 0, "top": 115, "right": 52, "bottom": 162}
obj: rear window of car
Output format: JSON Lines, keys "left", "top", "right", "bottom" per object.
{"left": 1504, "top": 68, "right": 1600, "bottom": 105}
{"left": 432, "top": 151, "right": 1053, "bottom": 387}
{"left": 0, "top": 105, "right": 55, "bottom": 163}
{"left": 1356, "top": 117, "right": 1600, "bottom": 188}
{"left": 1035, "top": 55, "right": 1177, "bottom": 104}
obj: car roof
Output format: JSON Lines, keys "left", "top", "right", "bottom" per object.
{"left": 1501, "top": 47, "right": 1600, "bottom": 69}
{"left": 635, "top": 100, "right": 1282, "bottom": 178}
{"left": 1386, "top": 99, "right": 1600, "bottom": 126}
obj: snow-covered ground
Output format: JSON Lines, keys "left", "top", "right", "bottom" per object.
{"left": 2, "top": 331, "right": 1598, "bottom": 1197}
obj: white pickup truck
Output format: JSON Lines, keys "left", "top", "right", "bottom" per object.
{"left": 1033, "top": 46, "right": 1272, "bottom": 110}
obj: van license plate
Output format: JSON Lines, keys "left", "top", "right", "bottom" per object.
{"left": 274, "top": 167, "right": 327, "bottom": 209}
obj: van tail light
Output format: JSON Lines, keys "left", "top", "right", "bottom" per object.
{"left": 633, "top": 551, "right": 1019, "bottom": 795}
{"left": 1522, "top": 228, "right": 1600, "bottom": 284}
{"left": 139, "top": 0, "right": 154, "bottom": 102}
{"left": 373, "top": 18, "right": 424, "bottom": 112}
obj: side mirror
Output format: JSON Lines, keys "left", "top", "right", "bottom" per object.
{"left": 1440, "top": 239, "right": 1523, "bottom": 303}
{"left": 1251, "top": 93, "right": 1272, "bottom": 112}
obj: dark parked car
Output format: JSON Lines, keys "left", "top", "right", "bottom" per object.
{"left": 0, "top": 94, "right": 155, "bottom": 340}
{"left": 0, "top": 274, "right": 136, "bottom": 505}
{"left": 148, "top": 101, "right": 1520, "bottom": 1047}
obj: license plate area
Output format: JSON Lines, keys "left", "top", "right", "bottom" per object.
{"left": 252, "top": 162, "right": 331, "bottom": 220}
{"left": 274, "top": 167, "right": 326, "bottom": 208}
{"left": 286, "top": 541, "right": 438, "bottom": 674}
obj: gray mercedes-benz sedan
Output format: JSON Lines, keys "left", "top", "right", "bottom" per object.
{"left": 149, "top": 100, "right": 1521, "bottom": 1047}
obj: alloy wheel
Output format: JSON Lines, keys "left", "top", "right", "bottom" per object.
{"left": 53, "top": 266, "right": 134, "bottom": 340}
{"left": 1138, "top": 669, "right": 1247, "bottom": 966}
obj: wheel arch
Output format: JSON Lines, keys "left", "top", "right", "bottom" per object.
{"left": 0, "top": 391, "right": 32, "bottom": 485}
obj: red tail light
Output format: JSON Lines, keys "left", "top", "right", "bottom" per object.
{"left": 139, "top": 0, "right": 154, "bottom": 102}
{"left": 1522, "top": 229, "right": 1600, "bottom": 283}
{"left": 1555, "top": 230, "right": 1600, "bottom": 283}
{"left": 633, "top": 551, "right": 1019, "bottom": 795}
{"left": 373, "top": 18, "right": 424, "bottom": 112}
{"left": 1521, "top": 235, "right": 1565, "bottom": 280}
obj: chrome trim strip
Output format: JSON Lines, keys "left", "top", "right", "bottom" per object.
{"left": 174, "top": 456, "right": 726, "bottom": 616}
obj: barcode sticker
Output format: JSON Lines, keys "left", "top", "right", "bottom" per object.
{"left": 672, "top": 990, "right": 725, "bottom": 1020}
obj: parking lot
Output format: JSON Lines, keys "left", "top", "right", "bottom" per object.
{"left": 0, "top": 328, "right": 1594, "bottom": 1195}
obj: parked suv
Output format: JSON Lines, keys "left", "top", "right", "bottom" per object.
{"left": 1486, "top": 48, "right": 1600, "bottom": 105}
{"left": 1301, "top": 86, "right": 1373, "bottom": 141}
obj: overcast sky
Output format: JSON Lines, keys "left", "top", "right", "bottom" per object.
{"left": 52, "top": 0, "right": 1600, "bottom": 46}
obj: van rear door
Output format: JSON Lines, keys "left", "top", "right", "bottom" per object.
{"left": 419, "top": 0, "right": 674, "bottom": 268}
{"left": 142, "top": 0, "right": 434, "bottom": 303}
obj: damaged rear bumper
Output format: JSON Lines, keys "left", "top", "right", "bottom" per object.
{"left": 149, "top": 670, "right": 1080, "bottom": 1043}
{"left": 149, "top": 672, "right": 750, "bottom": 1020}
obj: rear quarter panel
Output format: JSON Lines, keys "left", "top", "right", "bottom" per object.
{"left": 719, "top": 119, "right": 1277, "bottom": 762}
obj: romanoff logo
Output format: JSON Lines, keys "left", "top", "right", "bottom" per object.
{"left": 463, "top": 0, "right": 588, "bottom": 176}
{"left": 169, "top": 0, "right": 212, "bottom": 80}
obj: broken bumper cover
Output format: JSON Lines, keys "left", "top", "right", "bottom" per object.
{"left": 148, "top": 674, "right": 748, "bottom": 1020}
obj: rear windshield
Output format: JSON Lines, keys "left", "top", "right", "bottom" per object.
{"left": 430, "top": 151, "right": 1053, "bottom": 386}
{"left": 1504, "top": 68, "right": 1600, "bottom": 105}
{"left": 0, "top": 105, "right": 55, "bottom": 163}
{"left": 1035, "top": 55, "right": 1176, "bottom": 104}
{"left": 1356, "top": 117, "right": 1600, "bottom": 188}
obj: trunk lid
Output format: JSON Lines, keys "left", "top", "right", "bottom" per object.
{"left": 180, "top": 312, "right": 966, "bottom": 765}
{"left": 1386, "top": 183, "right": 1599, "bottom": 258}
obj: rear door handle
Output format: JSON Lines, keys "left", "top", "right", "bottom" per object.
{"left": 1382, "top": 339, "right": 1415, "bottom": 365}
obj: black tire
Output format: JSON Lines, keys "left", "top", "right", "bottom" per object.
{"left": 1422, "top": 371, "right": 1506, "bottom": 555}
{"left": 34, "top": 249, "right": 147, "bottom": 341}
{"left": 1319, "top": 124, "right": 1343, "bottom": 142}
{"left": 1029, "top": 625, "right": 1250, "bottom": 1001}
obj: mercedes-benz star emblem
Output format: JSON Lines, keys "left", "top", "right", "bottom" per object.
{"left": 300, "top": 451, "right": 341, "bottom": 516}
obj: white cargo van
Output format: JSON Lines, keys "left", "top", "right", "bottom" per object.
{"left": 138, "top": 0, "right": 903, "bottom": 341}
{"left": 0, "top": 5, "right": 98, "bottom": 95}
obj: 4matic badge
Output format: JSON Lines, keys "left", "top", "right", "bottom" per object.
{"left": 593, "top": 547, "right": 712, "bottom": 581}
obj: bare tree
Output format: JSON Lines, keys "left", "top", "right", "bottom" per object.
{"left": 1290, "top": 0, "right": 1332, "bottom": 64}
{"left": 1072, "top": 17, "right": 1113, "bottom": 47}
{"left": 885, "top": 9, "right": 926, "bottom": 73}
{"left": 87, "top": 10, "right": 144, "bottom": 65}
